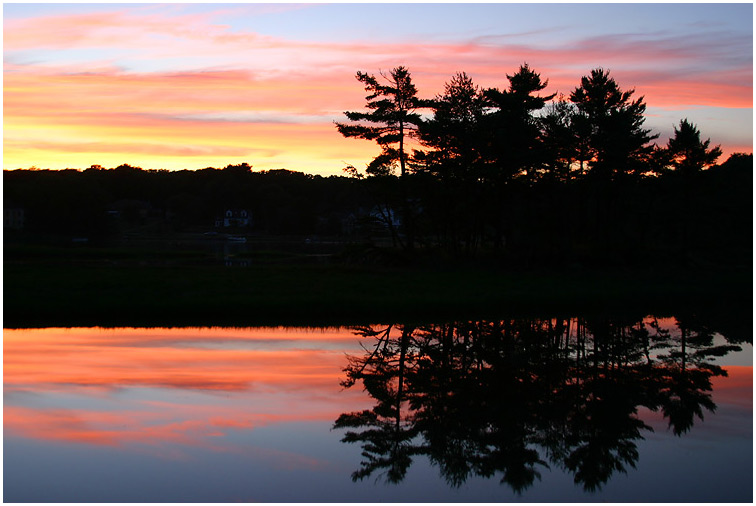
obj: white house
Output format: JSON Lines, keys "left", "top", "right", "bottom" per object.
{"left": 216, "top": 209, "right": 251, "bottom": 228}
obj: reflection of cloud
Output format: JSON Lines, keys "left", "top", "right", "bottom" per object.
{"left": 5, "top": 345, "right": 338, "bottom": 391}
{"left": 3, "top": 406, "right": 267, "bottom": 447}
{"left": 210, "top": 417, "right": 256, "bottom": 429}
{"left": 3, "top": 328, "right": 361, "bottom": 393}
{"left": 711, "top": 366, "right": 753, "bottom": 409}
{"left": 4, "top": 407, "right": 125, "bottom": 446}
{"left": 3, "top": 406, "right": 239, "bottom": 453}
{"left": 3, "top": 328, "right": 374, "bottom": 464}
{"left": 247, "top": 445, "right": 336, "bottom": 472}
{"left": 3, "top": 403, "right": 342, "bottom": 470}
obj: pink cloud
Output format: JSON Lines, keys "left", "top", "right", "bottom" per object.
{"left": 4, "top": 9, "right": 230, "bottom": 50}
{"left": 5, "top": 8, "right": 748, "bottom": 110}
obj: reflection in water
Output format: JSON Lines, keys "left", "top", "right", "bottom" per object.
{"left": 3, "top": 322, "right": 750, "bottom": 502}
{"left": 3, "top": 327, "right": 370, "bottom": 451}
{"left": 334, "top": 317, "right": 744, "bottom": 492}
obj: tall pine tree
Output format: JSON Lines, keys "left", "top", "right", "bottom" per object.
{"left": 336, "top": 67, "right": 423, "bottom": 177}
{"left": 570, "top": 68, "right": 657, "bottom": 181}
{"left": 663, "top": 119, "right": 722, "bottom": 175}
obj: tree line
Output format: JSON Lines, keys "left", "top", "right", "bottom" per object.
{"left": 338, "top": 65, "right": 723, "bottom": 183}
{"left": 335, "top": 65, "right": 751, "bottom": 266}
{"left": 4, "top": 164, "right": 370, "bottom": 239}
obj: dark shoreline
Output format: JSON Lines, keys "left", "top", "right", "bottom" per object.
{"left": 4, "top": 260, "right": 751, "bottom": 329}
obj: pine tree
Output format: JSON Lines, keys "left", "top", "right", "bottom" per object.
{"left": 570, "top": 68, "right": 657, "bottom": 180}
{"left": 664, "top": 119, "right": 722, "bottom": 175}
{"left": 335, "top": 67, "right": 423, "bottom": 177}
{"left": 417, "top": 71, "right": 486, "bottom": 182}
{"left": 483, "top": 63, "right": 555, "bottom": 183}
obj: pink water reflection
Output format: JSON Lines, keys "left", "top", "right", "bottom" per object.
{"left": 4, "top": 327, "right": 373, "bottom": 452}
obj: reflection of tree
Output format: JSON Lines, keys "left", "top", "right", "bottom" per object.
{"left": 334, "top": 317, "right": 740, "bottom": 492}
{"left": 410, "top": 321, "right": 548, "bottom": 492}
{"left": 334, "top": 325, "right": 422, "bottom": 482}
{"left": 651, "top": 316, "right": 740, "bottom": 435}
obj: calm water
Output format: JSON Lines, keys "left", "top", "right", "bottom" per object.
{"left": 4, "top": 318, "right": 752, "bottom": 502}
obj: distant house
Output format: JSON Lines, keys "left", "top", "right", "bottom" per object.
{"left": 4, "top": 208, "right": 25, "bottom": 230}
{"left": 216, "top": 209, "right": 251, "bottom": 228}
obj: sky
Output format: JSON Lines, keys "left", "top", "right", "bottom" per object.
{"left": 3, "top": 2, "right": 753, "bottom": 175}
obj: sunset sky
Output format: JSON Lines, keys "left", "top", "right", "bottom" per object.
{"left": 3, "top": 2, "right": 753, "bottom": 175}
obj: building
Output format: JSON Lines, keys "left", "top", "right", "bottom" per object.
{"left": 216, "top": 209, "right": 251, "bottom": 228}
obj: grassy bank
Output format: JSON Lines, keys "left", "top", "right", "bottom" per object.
{"left": 4, "top": 257, "right": 751, "bottom": 328}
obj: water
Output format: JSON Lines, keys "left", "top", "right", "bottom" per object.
{"left": 4, "top": 318, "right": 752, "bottom": 502}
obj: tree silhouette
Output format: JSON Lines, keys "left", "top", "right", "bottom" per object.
{"left": 334, "top": 325, "right": 422, "bottom": 483}
{"left": 7, "top": 65, "right": 750, "bottom": 268}
{"left": 335, "top": 67, "right": 423, "bottom": 177}
{"left": 417, "top": 72, "right": 485, "bottom": 182}
{"left": 415, "top": 72, "right": 487, "bottom": 256}
{"left": 653, "top": 120, "right": 725, "bottom": 264}
{"left": 479, "top": 64, "right": 555, "bottom": 253}
{"left": 335, "top": 66, "right": 425, "bottom": 250}
{"left": 570, "top": 68, "right": 657, "bottom": 180}
{"left": 483, "top": 63, "right": 555, "bottom": 183}
{"left": 540, "top": 94, "right": 579, "bottom": 182}
{"left": 662, "top": 119, "right": 723, "bottom": 176}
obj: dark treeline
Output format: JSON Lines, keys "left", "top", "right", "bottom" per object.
{"left": 4, "top": 163, "right": 369, "bottom": 238}
{"left": 335, "top": 64, "right": 752, "bottom": 267}
{"left": 4, "top": 64, "right": 752, "bottom": 268}
{"left": 335, "top": 316, "right": 745, "bottom": 492}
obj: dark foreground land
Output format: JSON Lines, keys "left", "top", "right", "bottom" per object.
{"left": 4, "top": 154, "right": 752, "bottom": 328}
{"left": 4, "top": 242, "right": 751, "bottom": 328}
{"left": 5, "top": 155, "right": 752, "bottom": 328}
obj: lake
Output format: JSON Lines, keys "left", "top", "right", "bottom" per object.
{"left": 4, "top": 318, "right": 752, "bottom": 502}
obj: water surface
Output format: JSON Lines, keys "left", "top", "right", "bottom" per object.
{"left": 4, "top": 319, "right": 752, "bottom": 502}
